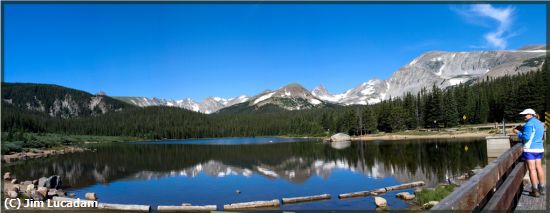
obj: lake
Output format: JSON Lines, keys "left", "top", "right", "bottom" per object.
{"left": 2, "top": 137, "right": 488, "bottom": 210}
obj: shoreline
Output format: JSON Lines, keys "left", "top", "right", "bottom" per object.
{"left": 352, "top": 131, "right": 494, "bottom": 141}
{"left": 1, "top": 146, "right": 92, "bottom": 163}
{"left": 2, "top": 129, "right": 501, "bottom": 163}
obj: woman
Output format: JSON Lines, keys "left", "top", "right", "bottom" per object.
{"left": 513, "top": 108, "right": 545, "bottom": 197}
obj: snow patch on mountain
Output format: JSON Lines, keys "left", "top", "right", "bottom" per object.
{"left": 253, "top": 92, "right": 276, "bottom": 105}
{"left": 312, "top": 79, "right": 386, "bottom": 106}
{"left": 114, "top": 95, "right": 249, "bottom": 114}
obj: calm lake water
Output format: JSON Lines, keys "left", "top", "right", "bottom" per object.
{"left": 3, "top": 137, "right": 488, "bottom": 210}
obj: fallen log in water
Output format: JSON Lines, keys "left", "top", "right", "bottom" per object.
{"left": 223, "top": 199, "right": 280, "bottom": 210}
{"left": 282, "top": 194, "right": 331, "bottom": 204}
{"left": 98, "top": 202, "right": 151, "bottom": 211}
{"left": 157, "top": 205, "right": 217, "bottom": 211}
{"left": 384, "top": 181, "right": 425, "bottom": 191}
{"left": 338, "top": 181, "right": 425, "bottom": 199}
{"left": 338, "top": 187, "right": 386, "bottom": 199}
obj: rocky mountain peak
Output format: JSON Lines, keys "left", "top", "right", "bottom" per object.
{"left": 246, "top": 83, "right": 323, "bottom": 110}
{"left": 276, "top": 83, "right": 313, "bottom": 98}
{"left": 311, "top": 84, "right": 329, "bottom": 97}
{"left": 517, "top": 45, "right": 545, "bottom": 51}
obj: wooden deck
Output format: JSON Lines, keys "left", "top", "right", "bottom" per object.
{"left": 515, "top": 184, "right": 547, "bottom": 210}
{"left": 515, "top": 164, "right": 547, "bottom": 211}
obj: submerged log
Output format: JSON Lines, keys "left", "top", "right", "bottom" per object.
{"left": 223, "top": 199, "right": 280, "bottom": 210}
{"left": 98, "top": 203, "right": 151, "bottom": 211}
{"left": 282, "top": 194, "right": 331, "bottom": 204}
{"left": 384, "top": 181, "right": 425, "bottom": 191}
{"left": 158, "top": 205, "right": 216, "bottom": 211}
{"left": 338, "top": 181, "right": 425, "bottom": 199}
{"left": 338, "top": 187, "right": 386, "bottom": 199}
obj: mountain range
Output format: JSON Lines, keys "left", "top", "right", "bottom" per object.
{"left": 2, "top": 46, "right": 545, "bottom": 117}
{"left": 114, "top": 95, "right": 250, "bottom": 114}
{"left": 112, "top": 45, "right": 546, "bottom": 113}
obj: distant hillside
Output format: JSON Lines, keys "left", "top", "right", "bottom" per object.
{"left": 1, "top": 83, "right": 136, "bottom": 118}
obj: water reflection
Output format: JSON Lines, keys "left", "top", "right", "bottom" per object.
{"left": 3, "top": 138, "right": 487, "bottom": 189}
{"left": 330, "top": 141, "right": 351, "bottom": 149}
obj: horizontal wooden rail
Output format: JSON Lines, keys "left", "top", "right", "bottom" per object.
{"left": 432, "top": 143, "right": 523, "bottom": 210}
{"left": 484, "top": 161, "right": 527, "bottom": 210}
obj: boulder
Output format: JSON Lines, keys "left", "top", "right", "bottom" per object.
{"left": 37, "top": 187, "right": 48, "bottom": 197}
{"left": 374, "top": 196, "right": 387, "bottom": 207}
{"left": 32, "top": 179, "right": 39, "bottom": 185}
{"left": 45, "top": 175, "right": 62, "bottom": 189}
{"left": 38, "top": 177, "right": 48, "bottom": 187}
{"left": 8, "top": 190, "right": 18, "bottom": 198}
{"left": 26, "top": 184, "right": 35, "bottom": 192}
{"left": 404, "top": 194, "right": 416, "bottom": 200}
{"left": 396, "top": 192, "right": 415, "bottom": 200}
{"left": 330, "top": 133, "right": 351, "bottom": 142}
{"left": 37, "top": 176, "right": 62, "bottom": 189}
{"left": 11, "top": 184, "right": 20, "bottom": 193}
{"left": 85, "top": 192, "right": 97, "bottom": 201}
{"left": 11, "top": 179, "right": 19, "bottom": 184}
{"left": 30, "top": 190, "right": 44, "bottom": 201}
{"left": 23, "top": 181, "right": 32, "bottom": 185}
{"left": 47, "top": 189, "right": 58, "bottom": 198}
{"left": 56, "top": 189, "right": 67, "bottom": 197}
{"left": 423, "top": 201, "right": 439, "bottom": 209}
{"left": 3, "top": 172, "right": 12, "bottom": 180}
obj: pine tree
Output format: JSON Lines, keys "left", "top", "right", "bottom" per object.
{"left": 424, "top": 85, "right": 444, "bottom": 128}
{"left": 403, "top": 93, "right": 418, "bottom": 129}
{"left": 442, "top": 90, "right": 459, "bottom": 127}
{"left": 362, "top": 106, "right": 378, "bottom": 133}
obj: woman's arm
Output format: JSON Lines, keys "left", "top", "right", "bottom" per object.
{"left": 517, "top": 123, "right": 534, "bottom": 141}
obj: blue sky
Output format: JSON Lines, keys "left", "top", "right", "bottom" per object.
{"left": 3, "top": 3, "right": 546, "bottom": 101}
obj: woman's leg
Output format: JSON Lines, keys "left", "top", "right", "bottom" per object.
{"left": 527, "top": 159, "right": 539, "bottom": 194}
{"left": 535, "top": 158, "right": 545, "bottom": 193}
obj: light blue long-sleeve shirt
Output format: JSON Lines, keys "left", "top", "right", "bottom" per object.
{"left": 517, "top": 117, "right": 545, "bottom": 153}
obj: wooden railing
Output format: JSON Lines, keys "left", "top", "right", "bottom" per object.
{"left": 433, "top": 143, "right": 526, "bottom": 211}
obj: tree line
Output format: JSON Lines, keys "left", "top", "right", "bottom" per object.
{"left": 2, "top": 66, "right": 547, "bottom": 139}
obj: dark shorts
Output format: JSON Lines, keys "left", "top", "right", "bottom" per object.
{"left": 522, "top": 152, "right": 544, "bottom": 160}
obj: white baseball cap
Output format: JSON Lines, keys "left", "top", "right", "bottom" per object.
{"left": 519, "top": 108, "right": 536, "bottom": 115}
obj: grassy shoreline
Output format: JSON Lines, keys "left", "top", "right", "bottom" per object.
{"left": 2, "top": 123, "right": 511, "bottom": 159}
{"left": 1, "top": 132, "right": 144, "bottom": 154}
